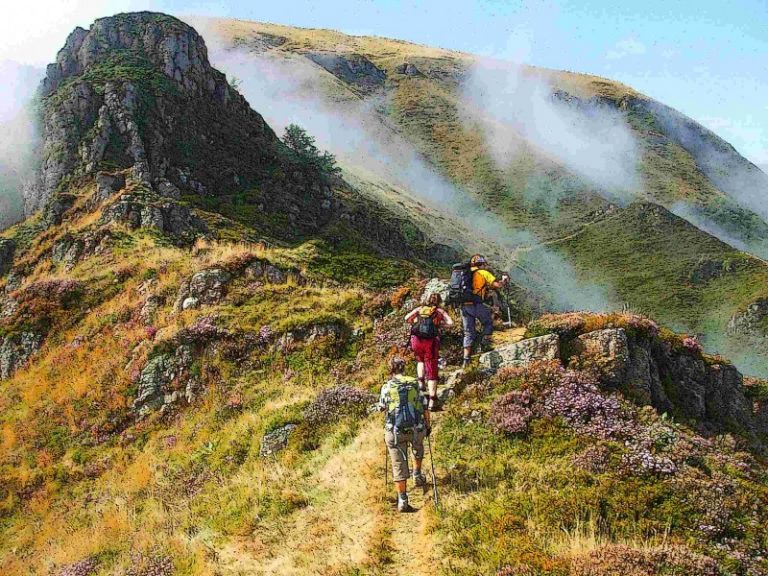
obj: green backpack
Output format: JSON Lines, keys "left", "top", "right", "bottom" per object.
{"left": 384, "top": 376, "right": 424, "bottom": 433}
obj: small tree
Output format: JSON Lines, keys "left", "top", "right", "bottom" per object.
{"left": 282, "top": 124, "right": 340, "bottom": 175}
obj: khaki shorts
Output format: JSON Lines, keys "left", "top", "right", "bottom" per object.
{"left": 385, "top": 428, "right": 425, "bottom": 482}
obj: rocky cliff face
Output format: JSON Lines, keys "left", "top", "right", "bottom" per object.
{"left": 483, "top": 313, "right": 768, "bottom": 447}
{"left": 26, "top": 12, "right": 279, "bottom": 216}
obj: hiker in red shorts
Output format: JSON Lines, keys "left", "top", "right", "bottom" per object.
{"left": 405, "top": 293, "right": 453, "bottom": 411}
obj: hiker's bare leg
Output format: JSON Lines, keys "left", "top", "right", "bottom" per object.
{"left": 396, "top": 480, "right": 407, "bottom": 494}
{"left": 428, "top": 380, "right": 438, "bottom": 399}
{"left": 415, "top": 458, "right": 422, "bottom": 474}
{"left": 417, "top": 361, "right": 425, "bottom": 380}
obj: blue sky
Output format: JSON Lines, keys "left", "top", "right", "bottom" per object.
{"left": 2, "top": 0, "right": 766, "bottom": 167}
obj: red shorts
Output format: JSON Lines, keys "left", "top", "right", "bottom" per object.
{"left": 410, "top": 335, "right": 440, "bottom": 381}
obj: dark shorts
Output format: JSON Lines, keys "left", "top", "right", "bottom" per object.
{"left": 461, "top": 302, "right": 493, "bottom": 348}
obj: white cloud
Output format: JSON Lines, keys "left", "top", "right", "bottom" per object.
{"left": 606, "top": 37, "right": 647, "bottom": 60}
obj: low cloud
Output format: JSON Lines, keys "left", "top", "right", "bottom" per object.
{"left": 191, "top": 21, "right": 612, "bottom": 311}
{"left": 0, "top": 60, "right": 42, "bottom": 230}
{"left": 606, "top": 38, "right": 647, "bottom": 60}
{"left": 460, "top": 58, "right": 641, "bottom": 201}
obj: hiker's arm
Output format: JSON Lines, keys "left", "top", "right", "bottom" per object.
{"left": 404, "top": 308, "right": 419, "bottom": 323}
{"left": 440, "top": 308, "right": 454, "bottom": 326}
{"left": 491, "top": 273, "right": 510, "bottom": 289}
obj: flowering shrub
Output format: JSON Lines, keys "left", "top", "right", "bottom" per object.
{"left": 682, "top": 335, "right": 703, "bottom": 353}
{"left": 621, "top": 444, "right": 677, "bottom": 476}
{"left": 124, "top": 553, "right": 174, "bottom": 576}
{"left": 541, "top": 370, "right": 628, "bottom": 440}
{"left": 304, "top": 386, "right": 376, "bottom": 426}
{"left": 570, "top": 544, "right": 720, "bottom": 576}
{"left": 23, "top": 278, "right": 83, "bottom": 302}
{"left": 489, "top": 389, "right": 534, "bottom": 435}
{"left": 176, "top": 315, "right": 229, "bottom": 345}
{"left": 57, "top": 557, "right": 98, "bottom": 576}
{"left": 495, "top": 565, "right": 537, "bottom": 576}
{"left": 145, "top": 326, "right": 158, "bottom": 340}
{"left": 572, "top": 444, "right": 612, "bottom": 474}
{"left": 485, "top": 361, "right": 689, "bottom": 479}
{"left": 258, "top": 324, "right": 274, "bottom": 345}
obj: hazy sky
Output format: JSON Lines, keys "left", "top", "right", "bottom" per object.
{"left": 1, "top": 0, "right": 765, "bottom": 167}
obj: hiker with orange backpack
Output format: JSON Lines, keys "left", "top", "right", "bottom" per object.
{"left": 405, "top": 293, "right": 454, "bottom": 411}
{"left": 448, "top": 254, "right": 508, "bottom": 367}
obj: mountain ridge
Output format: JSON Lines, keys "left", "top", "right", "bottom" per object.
{"left": 1, "top": 12, "right": 768, "bottom": 576}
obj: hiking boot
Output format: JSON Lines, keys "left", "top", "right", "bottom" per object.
{"left": 413, "top": 471, "right": 427, "bottom": 488}
{"left": 397, "top": 494, "right": 414, "bottom": 513}
{"left": 428, "top": 396, "right": 442, "bottom": 412}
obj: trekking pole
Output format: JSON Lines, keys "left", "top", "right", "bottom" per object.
{"left": 384, "top": 441, "right": 388, "bottom": 489}
{"left": 427, "top": 435, "right": 439, "bottom": 508}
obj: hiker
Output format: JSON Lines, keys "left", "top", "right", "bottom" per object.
{"left": 380, "top": 356, "right": 431, "bottom": 512}
{"left": 405, "top": 293, "right": 453, "bottom": 411}
{"left": 455, "top": 254, "right": 509, "bottom": 367}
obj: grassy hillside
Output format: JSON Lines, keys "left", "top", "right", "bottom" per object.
{"left": 2, "top": 195, "right": 768, "bottom": 574}
{"left": 200, "top": 17, "right": 768, "bottom": 375}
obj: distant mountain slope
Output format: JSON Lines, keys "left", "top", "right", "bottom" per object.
{"left": 198, "top": 17, "right": 768, "bottom": 375}
{"left": 2, "top": 14, "right": 768, "bottom": 576}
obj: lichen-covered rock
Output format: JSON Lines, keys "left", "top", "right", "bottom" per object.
{"left": 174, "top": 268, "right": 232, "bottom": 311}
{"left": 306, "top": 52, "right": 386, "bottom": 92}
{"left": 421, "top": 277, "right": 450, "bottom": 304}
{"left": 260, "top": 424, "right": 297, "bottom": 457}
{"left": 0, "top": 238, "right": 15, "bottom": 277}
{"left": 133, "top": 345, "right": 195, "bottom": 415}
{"left": 479, "top": 334, "right": 560, "bottom": 370}
{"left": 395, "top": 62, "right": 424, "bottom": 77}
{"left": 574, "top": 328, "right": 630, "bottom": 385}
{"left": 728, "top": 298, "right": 768, "bottom": 338}
{"left": 277, "top": 322, "right": 344, "bottom": 351}
{"left": 94, "top": 171, "right": 126, "bottom": 203}
{"left": 51, "top": 229, "right": 112, "bottom": 269}
{"left": 0, "top": 332, "right": 43, "bottom": 379}
{"left": 133, "top": 353, "right": 177, "bottom": 413}
{"left": 103, "top": 190, "right": 207, "bottom": 237}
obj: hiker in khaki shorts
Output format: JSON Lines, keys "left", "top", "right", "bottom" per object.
{"left": 379, "top": 357, "right": 431, "bottom": 512}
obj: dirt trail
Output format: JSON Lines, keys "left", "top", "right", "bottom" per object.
{"left": 215, "top": 419, "right": 440, "bottom": 575}
{"left": 215, "top": 327, "right": 533, "bottom": 575}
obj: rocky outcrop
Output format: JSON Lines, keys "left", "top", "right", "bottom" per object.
{"left": 133, "top": 345, "right": 196, "bottom": 416}
{"left": 260, "top": 424, "right": 297, "bottom": 457}
{"left": 0, "top": 239, "right": 15, "bottom": 277}
{"left": 479, "top": 334, "right": 560, "bottom": 370}
{"left": 568, "top": 326, "right": 757, "bottom": 437}
{"left": 421, "top": 277, "right": 450, "bottom": 304}
{"left": 0, "top": 332, "right": 43, "bottom": 379}
{"left": 174, "top": 268, "right": 232, "bottom": 311}
{"left": 277, "top": 322, "right": 345, "bottom": 352}
{"left": 52, "top": 229, "right": 112, "bottom": 269}
{"left": 305, "top": 52, "right": 386, "bottom": 92}
{"left": 395, "top": 62, "right": 424, "bottom": 77}
{"left": 574, "top": 328, "right": 629, "bottom": 386}
{"left": 728, "top": 298, "right": 768, "bottom": 338}
{"left": 235, "top": 32, "right": 287, "bottom": 53}
{"left": 93, "top": 171, "right": 126, "bottom": 204}
{"left": 26, "top": 12, "right": 280, "bottom": 215}
{"left": 102, "top": 189, "right": 207, "bottom": 238}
